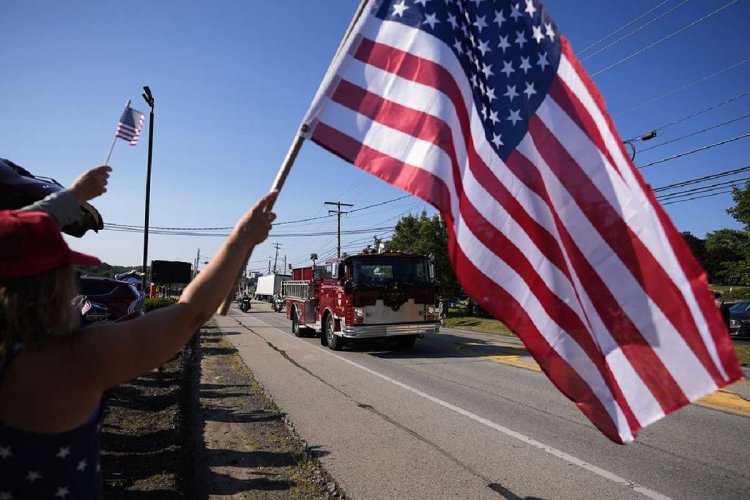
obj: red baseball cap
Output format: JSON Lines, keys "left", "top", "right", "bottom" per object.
{"left": 0, "top": 210, "right": 101, "bottom": 279}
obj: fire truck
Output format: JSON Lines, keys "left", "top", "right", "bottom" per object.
{"left": 283, "top": 251, "right": 440, "bottom": 350}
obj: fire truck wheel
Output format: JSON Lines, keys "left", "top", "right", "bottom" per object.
{"left": 325, "top": 315, "right": 343, "bottom": 351}
{"left": 292, "top": 309, "right": 303, "bottom": 337}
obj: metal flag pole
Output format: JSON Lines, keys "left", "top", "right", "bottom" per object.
{"left": 216, "top": 0, "right": 370, "bottom": 315}
{"left": 105, "top": 99, "right": 131, "bottom": 165}
{"left": 141, "top": 86, "right": 155, "bottom": 293}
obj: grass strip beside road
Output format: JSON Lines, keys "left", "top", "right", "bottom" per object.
{"left": 733, "top": 342, "right": 750, "bottom": 366}
{"left": 443, "top": 316, "right": 516, "bottom": 337}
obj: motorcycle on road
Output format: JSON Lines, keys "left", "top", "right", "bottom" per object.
{"left": 272, "top": 295, "right": 285, "bottom": 313}
{"left": 239, "top": 296, "right": 252, "bottom": 313}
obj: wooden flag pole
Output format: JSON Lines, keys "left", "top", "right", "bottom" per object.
{"left": 105, "top": 99, "right": 131, "bottom": 166}
{"left": 216, "top": 0, "right": 370, "bottom": 315}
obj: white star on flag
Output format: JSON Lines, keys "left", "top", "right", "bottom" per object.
{"left": 55, "top": 486, "right": 70, "bottom": 498}
{"left": 25, "top": 470, "right": 42, "bottom": 482}
{"left": 392, "top": 0, "right": 408, "bottom": 17}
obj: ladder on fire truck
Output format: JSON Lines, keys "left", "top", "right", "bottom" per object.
{"left": 281, "top": 280, "right": 315, "bottom": 301}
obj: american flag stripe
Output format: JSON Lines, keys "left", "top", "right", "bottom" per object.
{"left": 555, "top": 49, "right": 737, "bottom": 382}
{"left": 451, "top": 233, "right": 629, "bottom": 442}
{"left": 506, "top": 149, "right": 690, "bottom": 413}
{"left": 523, "top": 115, "right": 723, "bottom": 388}
{"left": 303, "top": 1, "right": 742, "bottom": 442}
{"left": 539, "top": 52, "right": 740, "bottom": 382}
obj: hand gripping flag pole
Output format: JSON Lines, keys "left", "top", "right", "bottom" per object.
{"left": 216, "top": 0, "right": 370, "bottom": 316}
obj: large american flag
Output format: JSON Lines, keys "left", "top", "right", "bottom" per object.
{"left": 115, "top": 106, "right": 145, "bottom": 145}
{"left": 302, "top": 0, "right": 743, "bottom": 443}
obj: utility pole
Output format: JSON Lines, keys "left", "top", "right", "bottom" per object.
{"left": 194, "top": 249, "right": 201, "bottom": 278}
{"left": 325, "top": 201, "right": 353, "bottom": 258}
{"left": 283, "top": 255, "right": 287, "bottom": 272}
{"left": 272, "top": 243, "right": 282, "bottom": 273}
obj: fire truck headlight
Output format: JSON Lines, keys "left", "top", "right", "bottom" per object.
{"left": 425, "top": 305, "right": 438, "bottom": 321}
{"left": 354, "top": 307, "right": 365, "bottom": 323}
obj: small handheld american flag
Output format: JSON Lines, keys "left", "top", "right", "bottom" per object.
{"left": 115, "top": 106, "right": 145, "bottom": 146}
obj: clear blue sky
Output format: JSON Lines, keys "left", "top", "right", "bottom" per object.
{"left": 3, "top": 0, "right": 749, "bottom": 274}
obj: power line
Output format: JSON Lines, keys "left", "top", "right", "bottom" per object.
{"left": 660, "top": 188, "right": 735, "bottom": 206}
{"left": 107, "top": 222, "right": 232, "bottom": 231}
{"left": 625, "top": 90, "right": 750, "bottom": 142}
{"left": 638, "top": 131, "right": 750, "bottom": 168}
{"left": 576, "top": 0, "right": 675, "bottom": 55}
{"left": 638, "top": 112, "right": 750, "bottom": 153}
{"left": 590, "top": 0, "right": 739, "bottom": 77}
{"left": 616, "top": 58, "right": 750, "bottom": 117}
{"left": 106, "top": 194, "right": 414, "bottom": 231}
{"left": 103, "top": 225, "right": 397, "bottom": 238}
{"left": 653, "top": 164, "right": 750, "bottom": 192}
{"left": 580, "top": 0, "right": 689, "bottom": 62}
{"left": 657, "top": 176, "right": 750, "bottom": 200}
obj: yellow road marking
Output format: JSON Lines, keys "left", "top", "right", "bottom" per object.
{"left": 480, "top": 354, "right": 542, "bottom": 372}
{"left": 695, "top": 389, "right": 750, "bottom": 417}
{"left": 447, "top": 341, "right": 750, "bottom": 418}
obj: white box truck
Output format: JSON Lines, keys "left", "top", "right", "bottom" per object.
{"left": 254, "top": 273, "right": 291, "bottom": 302}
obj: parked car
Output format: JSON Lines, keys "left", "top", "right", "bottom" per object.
{"left": 0, "top": 157, "right": 103, "bottom": 237}
{"left": 76, "top": 275, "right": 144, "bottom": 325}
{"left": 728, "top": 301, "right": 750, "bottom": 340}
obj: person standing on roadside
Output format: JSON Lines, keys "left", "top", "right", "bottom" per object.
{"left": 0, "top": 186, "right": 276, "bottom": 498}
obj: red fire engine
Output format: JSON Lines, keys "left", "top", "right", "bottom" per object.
{"left": 283, "top": 251, "right": 440, "bottom": 350}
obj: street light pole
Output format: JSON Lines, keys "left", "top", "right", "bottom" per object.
{"left": 141, "top": 86, "right": 155, "bottom": 293}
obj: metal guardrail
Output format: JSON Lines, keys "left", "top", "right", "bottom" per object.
{"left": 282, "top": 280, "right": 315, "bottom": 300}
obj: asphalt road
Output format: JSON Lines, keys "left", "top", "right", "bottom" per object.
{"left": 214, "top": 302, "right": 750, "bottom": 500}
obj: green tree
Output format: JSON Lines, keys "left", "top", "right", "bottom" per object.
{"left": 386, "top": 211, "right": 461, "bottom": 299}
{"left": 681, "top": 231, "right": 707, "bottom": 270}
{"left": 705, "top": 229, "right": 750, "bottom": 284}
{"left": 727, "top": 181, "right": 750, "bottom": 231}
{"left": 716, "top": 182, "right": 750, "bottom": 285}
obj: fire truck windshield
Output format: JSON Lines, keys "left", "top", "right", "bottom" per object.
{"left": 351, "top": 257, "right": 431, "bottom": 288}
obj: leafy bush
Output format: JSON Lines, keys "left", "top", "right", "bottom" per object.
{"left": 143, "top": 297, "right": 177, "bottom": 312}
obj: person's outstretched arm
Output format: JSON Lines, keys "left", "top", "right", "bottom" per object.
{"left": 73, "top": 191, "right": 277, "bottom": 390}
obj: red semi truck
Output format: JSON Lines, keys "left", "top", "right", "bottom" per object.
{"left": 283, "top": 251, "right": 440, "bottom": 350}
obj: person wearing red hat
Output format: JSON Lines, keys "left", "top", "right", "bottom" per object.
{"left": 0, "top": 191, "right": 276, "bottom": 498}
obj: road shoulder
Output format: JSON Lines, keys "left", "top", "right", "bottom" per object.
{"left": 190, "top": 320, "right": 345, "bottom": 499}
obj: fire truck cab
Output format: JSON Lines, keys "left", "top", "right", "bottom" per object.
{"left": 284, "top": 251, "right": 440, "bottom": 350}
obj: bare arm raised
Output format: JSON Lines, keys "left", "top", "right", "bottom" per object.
{"left": 74, "top": 191, "right": 278, "bottom": 390}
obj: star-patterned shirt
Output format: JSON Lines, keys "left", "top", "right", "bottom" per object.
{"left": 0, "top": 345, "right": 103, "bottom": 499}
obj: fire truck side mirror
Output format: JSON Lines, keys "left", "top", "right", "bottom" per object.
{"left": 343, "top": 279, "right": 354, "bottom": 293}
